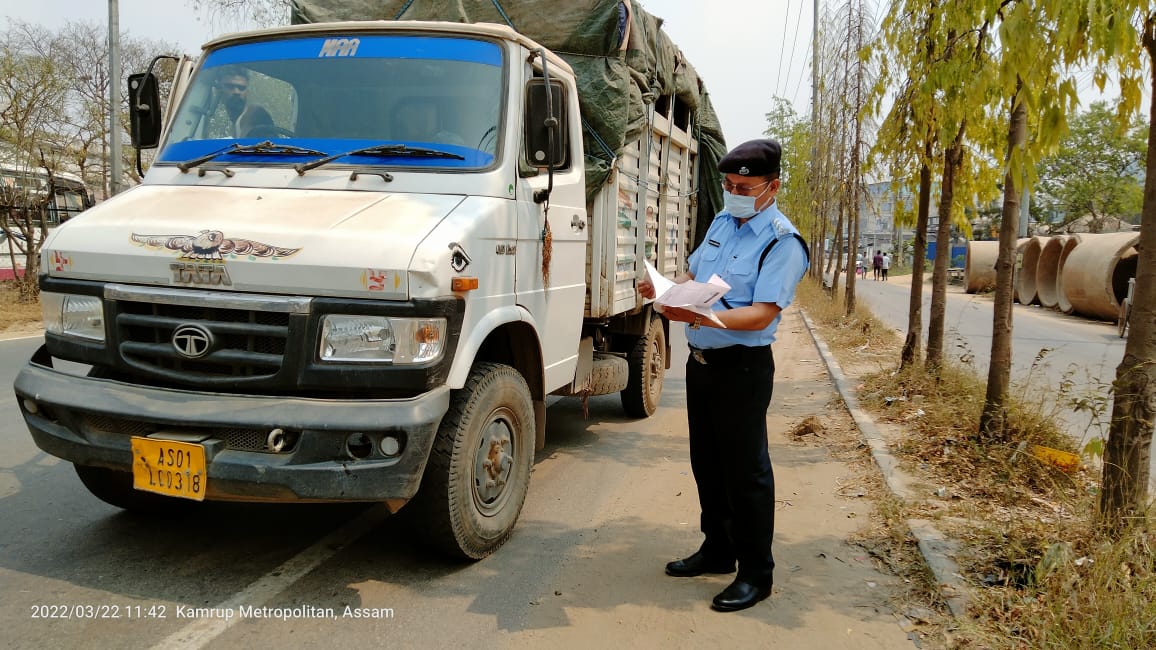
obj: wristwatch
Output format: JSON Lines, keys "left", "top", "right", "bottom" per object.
{"left": 690, "top": 314, "right": 701, "bottom": 329}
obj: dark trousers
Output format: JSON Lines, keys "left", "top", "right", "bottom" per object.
{"left": 685, "top": 344, "right": 776, "bottom": 583}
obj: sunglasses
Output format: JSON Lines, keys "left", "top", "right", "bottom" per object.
{"left": 720, "top": 179, "right": 771, "bottom": 195}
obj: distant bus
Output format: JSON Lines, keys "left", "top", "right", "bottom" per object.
{"left": 0, "top": 164, "right": 95, "bottom": 227}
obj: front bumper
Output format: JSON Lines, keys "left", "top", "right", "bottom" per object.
{"left": 14, "top": 347, "right": 450, "bottom": 502}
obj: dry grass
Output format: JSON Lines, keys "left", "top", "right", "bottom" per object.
{"left": 0, "top": 281, "right": 42, "bottom": 334}
{"left": 796, "top": 275, "right": 1156, "bottom": 650}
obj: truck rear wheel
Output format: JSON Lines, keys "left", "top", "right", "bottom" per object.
{"left": 74, "top": 464, "right": 188, "bottom": 513}
{"left": 412, "top": 362, "right": 535, "bottom": 560}
{"left": 621, "top": 315, "right": 666, "bottom": 418}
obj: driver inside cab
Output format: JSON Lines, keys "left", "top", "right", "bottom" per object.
{"left": 215, "top": 67, "right": 275, "bottom": 138}
{"left": 392, "top": 97, "right": 465, "bottom": 146}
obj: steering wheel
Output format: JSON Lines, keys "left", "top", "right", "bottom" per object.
{"left": 244, "top": 124, "right": 295, "bottom": 139}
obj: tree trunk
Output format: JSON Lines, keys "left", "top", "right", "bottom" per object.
{"left": 844, "top": 1, "right": 865, "bottom": 316}
{"left": 811, "top": 219, "right": 824, "bottom": 279}
{"left": 814, "top": 193, "right": 829, "bottom": 280}
{"left": 830, "top": 195, "right": 845, "bottom": 296}
{"left": 926, "top": 128, "right": 964, "bottom": 372}
{"left": 901, "top": 156, "right": 932, "bottom": 369}
{"left": 978, "top": 95, "right": 1026, "bottom": 440}
{"left": 1099, "top": 31, "right": 1156, "bottom": 523}
{"left": 844, "top": 175, "right": 860, "bottom": 313}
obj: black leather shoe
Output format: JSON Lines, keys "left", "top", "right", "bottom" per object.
{"left": 710, "top": 578, "right": 772, "bottom": 612}
{"left": 664, "top": 551, "right": 736, "bottom": 577}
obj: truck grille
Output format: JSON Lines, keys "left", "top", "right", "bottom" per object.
{"left": 83, "top": 414, "right": 300, "bottom": 454}
{"left": 114, "top": 300, "right": 291, "bottom": 382}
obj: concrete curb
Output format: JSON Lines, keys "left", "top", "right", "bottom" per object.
{"left": 799, "top": 310, "right": 971, "bottom": 618}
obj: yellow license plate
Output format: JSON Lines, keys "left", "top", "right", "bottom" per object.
{"left": 131, "top": 437, "right": 207, "bottom": 501}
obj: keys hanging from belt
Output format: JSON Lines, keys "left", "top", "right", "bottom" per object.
{"left": 691, "top": 349, "right": 708, "bottom": 365}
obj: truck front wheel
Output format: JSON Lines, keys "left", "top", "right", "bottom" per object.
{"left": 412, "top": 362, "right": 535, "bottom": 560}
{"left": 621, "top": 314, "right": 666, "bottom": 417}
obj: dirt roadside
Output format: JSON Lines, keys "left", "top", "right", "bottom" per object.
{"left": 507, "top": 309, "right": 925, "bottom": 649}
{"left": 0, "top": 323, "right": 42, "bottom": 341}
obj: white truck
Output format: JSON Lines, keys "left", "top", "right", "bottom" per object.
{"left": 14, "top": 8, "right": 725, "bottom": 558}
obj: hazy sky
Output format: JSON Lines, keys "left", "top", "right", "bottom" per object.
{"left": 0, "top": 0, "right": 816, "bottom": 148}
{"left": 0, "top": 0, "right": 1118, "bottom": 151}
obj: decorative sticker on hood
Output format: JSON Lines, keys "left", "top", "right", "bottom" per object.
{"left": 361, "top": 269, "right": 402, "bottom": 292}
{"left": 130, "top": 230, "right": 301, "bottom": 261}
{"left": 51, "top": 250, "right": 72, "bottom": 272}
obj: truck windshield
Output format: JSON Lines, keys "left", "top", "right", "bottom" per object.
{"left": 158, "top": 34, "right": 505, "bottom": 170}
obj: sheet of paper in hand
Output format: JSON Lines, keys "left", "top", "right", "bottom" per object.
{"left": 644, "top": 261, "right": 730, "bottom": 328}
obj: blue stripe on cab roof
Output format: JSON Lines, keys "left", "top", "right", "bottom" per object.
{"left": 202, "top": 35, "right": 502, "bottom": 67}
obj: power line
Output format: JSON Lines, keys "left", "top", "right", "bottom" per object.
{"left": 792, "top": 47, "right": 812, "bottom": 112}
{"left": 781, "top": 0, "right": 806, "bottom": 101}
{"left": 775, "top": 0, "right": 792, "bottom": 98}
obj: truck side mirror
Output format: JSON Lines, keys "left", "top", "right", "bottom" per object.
{"left": 524, "top": 79, "right": 567, "bottom": 169}
{"left": 128, "top": 73, "right": 162, "bottom": 150}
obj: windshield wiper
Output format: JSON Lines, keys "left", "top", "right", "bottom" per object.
{"left": 176, "top": 141, "right": 328, "bottom": 173}
{"left": 294, "top": 144, "right": 465, "bottom": 175}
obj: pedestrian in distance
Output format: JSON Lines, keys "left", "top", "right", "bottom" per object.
{"left": 872, "top": 250, "right": 883, "bottom": 281}
{"left": 881, "top": 252, "right": 890, "bottom": 281}
{"left": 637, "top": 138, "right": 809, "bottom": 613}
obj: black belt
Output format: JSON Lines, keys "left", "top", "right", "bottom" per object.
{"left": 688, "top": 344, "right": 770, "bottom": 365}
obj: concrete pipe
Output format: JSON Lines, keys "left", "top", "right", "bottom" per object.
{"left": 1014, "top": 236, "right": 1048, "bottom": 305}
{"left": 965, "top": 240, "right": 999, "bottom": 294}
{"left": 1059, "top": 232, "right": 1141, "bottom": 321}
{"left": 1036, "top": 235, "right": 1070, "bottom": 309}
{"left": 1055, "top": 235, "right": 1082, "bottom": 314}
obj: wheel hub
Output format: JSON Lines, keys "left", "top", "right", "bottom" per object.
{"left": 647, "top": 337, "right": 664, "bottom": 401}
{"left": 474, "top": 416, "right": 514, "bottom": 513}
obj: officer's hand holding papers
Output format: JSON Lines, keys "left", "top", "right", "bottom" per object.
{"left": 643, "top": 260, "right": 729, "bottom": 328}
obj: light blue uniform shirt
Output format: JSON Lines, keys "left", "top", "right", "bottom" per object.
{"left": 686, "top": 201, "right": 809, "bottom": 348}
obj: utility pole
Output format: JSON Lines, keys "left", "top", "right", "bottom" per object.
{"left": 811, "top": 0, "right": 818, "bottom": 127}
{"left": 810, "top": 0, "right": 820, "bottom": 260}
{"left": 1019, "top": 185, "right": 1030, "bottom": 237}
{"left": 109, "top": 0, "right": 122, "bottom": 196}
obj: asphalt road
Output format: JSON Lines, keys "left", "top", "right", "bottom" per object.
{"left": 852, "top": 273, "right": 1133, "bottom": 468}
{"left": 0, "top": 324, "right": 911, "bottom": 649}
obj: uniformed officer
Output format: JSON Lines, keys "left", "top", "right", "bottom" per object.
{"left": 638, "top": 138, "right": 809, "bottom": 612}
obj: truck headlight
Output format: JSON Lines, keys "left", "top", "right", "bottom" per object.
{"left": 319, "top": 315, "right": 446, "bottom": 364}
{"left": 42, "top": 292, "right": 105, "bottom": 342}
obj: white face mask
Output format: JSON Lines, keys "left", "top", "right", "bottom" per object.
{"left": 722, "top": 181, "right": 773, "bottom": 219}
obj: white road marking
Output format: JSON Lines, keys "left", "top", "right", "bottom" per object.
{"left": 152, "top": 504, "right": 391, "bottom": 650}
{"left": 0, "top": 333, "right": 43, "bottom": 341}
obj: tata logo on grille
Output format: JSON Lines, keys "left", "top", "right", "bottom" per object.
{"left": 172, "top": 324, "right": 215, "bottom": 359}
{"left": 171, "top": 262, "right": 232, "bottom": 286}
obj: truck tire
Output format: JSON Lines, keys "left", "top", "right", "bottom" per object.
{"left": 411, "top": 362, "right": 535, "bottom": 560}
{"left": 74, "top": 464, "right": 189, "bottom": 513}
{"left": 587, "top": 353, "right": 629, "bottom": 396}
{"left": 621, "top": 315, "right": 665, "bottom": 418}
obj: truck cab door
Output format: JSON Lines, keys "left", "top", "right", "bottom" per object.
{"left": 514, "top": 72, "right": 587, "bottom": 393}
